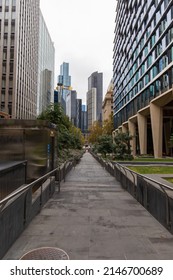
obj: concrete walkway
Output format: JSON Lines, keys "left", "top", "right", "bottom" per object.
{"left": 3, "top": 152, "right": 173, "bottom": 259}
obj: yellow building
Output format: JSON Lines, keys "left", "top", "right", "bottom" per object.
{"left": 102, "top": 81, "right": 113, "bottom": 122}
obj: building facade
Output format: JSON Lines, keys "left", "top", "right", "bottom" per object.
{"left": 57, "top": 62, "right": 71, "bottom": 101}
{"left": 102, "top": 80, "right": 113, "bottom": 122}
{"left": 0, "top": 0, "right": 40, "bottom": 119}
{"left": 66, "top": 90, "right": 77, "bottom": 126}
{"left": 88, "top": 71, "right": 103, "bottom": 123}
{"left": 113, "top": 0, "right": 173, "bottom": 158}
{"left": 76, "top": 98, "right": 82, "bottom": 129}
{"left": 37, "top": 11, "right": 55, "bottom": 115}
{"left": 81, "top": 104, "right": 87, "bottom": 133}
{"left": 87, "top": 88, "right": 97, "bottom": 129}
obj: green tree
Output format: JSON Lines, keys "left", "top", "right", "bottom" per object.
{"left": 88, "top": 121, "right": 103, "bottom": 144}
{"left": 113, "top": 132, "right": 133, "bottom": 160}
{"left": 96, "top": 135, "right": 114, "bottom": 157}
{"left": 38, "top": 103, "right": 83, "bottom": 152}
{"left": 102, "top": 113, "right": 114, "bottom": 135}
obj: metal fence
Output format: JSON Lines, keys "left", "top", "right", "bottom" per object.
{"left": 0, "top": 153, "right": 83, "bottom": 259}
{"left": 90, "top": 151, "right": 173, "bottom": 234}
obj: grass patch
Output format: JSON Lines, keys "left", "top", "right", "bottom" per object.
{"left": 128, "top": 166, "right": 173, "bottom": 174}
{"left": 132, "top": 158, "right": 173, "bottom": 162}
{"left": 163, "top": 178, "right": 173, "bottom": 184}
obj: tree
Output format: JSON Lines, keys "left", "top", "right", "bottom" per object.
{"left": 102, "top": 113, "right": 114, "bottom": 135}
{"left": 96, "top": 135, "right": 114, "bottom": 157}
{"left": 38, "top": 103, "right": 84, "bottom": 151}
{"left": 113, "top": 132, "right": 133, "bottom": 160}
{"left": 88, "top": 121, "right": 103, "bottom": 144}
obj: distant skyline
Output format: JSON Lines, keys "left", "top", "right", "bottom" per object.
{"left": 40, "top": 0, "right": 116, "bottom": 104}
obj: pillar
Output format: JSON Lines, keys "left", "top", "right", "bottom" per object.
{"left": 150, "top": 102, "right": 163, "bottom": 158}
{"left": 122, "top": 124, "right": 128, "bottom": 133}
{"left": 128, "top": 120, "right": 136, "bottom": 157}
{"left": 137, "top": 113, "right": 147, "bottom": 155}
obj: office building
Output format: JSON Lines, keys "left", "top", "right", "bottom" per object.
{"left": 87, "top": 88, "right": 97, "bottom": 129}
{"left": 37, "top": 11, "right": 55, "bottom": 115}
{"left": 57, "top": 62, "right": 71, "bottom": 101}
{"left": 88, "top": 71, "right": 103, "bottom": 122}
{"left": 113, "top": 0, "right": 173, "bottom": 157}
{"left": 66, "top": 90, "right": 77, "bottom": 125}
{"left": 81, "top": 104, "right": 87, "bottom": 133}
{"left": 0, "top": 0, "right": 40, "bottom": 119}
{"left": 76, "top": 98, "right": 82, "bottom": 129}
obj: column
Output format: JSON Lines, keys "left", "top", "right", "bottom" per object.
{"left": 137, "top": 113, "right": 147, "bottom": 155}
{"left": 128, "top": 120, "right": 136, "bottom": 157}
{"left": 150, "top": 102, "right": 163, "bottom": 158}
{"left": 122, "top": 124, "right": 128, "bottom": 133}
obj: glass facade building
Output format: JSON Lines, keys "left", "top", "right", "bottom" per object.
{"left": 37, "top": 11, "right": 55, "bottom": 115}
{"left": 88, "top": 71, "right": 103, "bottom": 124}
{"left": 76, "top": 98, "right": 82, "bottom": 129}
{"left": 66, "top": 90, "right": 77, "bottom": 126}
{"left": 113, "top": 0, "right": 173, "bottom": 157}
{"left": 58, "top": 62, "right": 71, "bottom": 101}
{"left": 87, "top": 88, "right": 97, "bottom": 129}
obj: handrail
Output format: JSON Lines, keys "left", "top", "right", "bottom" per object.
{"left": 115, "top": 162, "right": 173, "bottom": 192}
{"left": 0, "top": 152, "right": 84, "bottom": 209}
{"left": 90, "top": 150, "right": 173, "bottom": 230}
{"left": 114, "top": 161, "right": 173, "bottom": 228}
{"left": 0, "top": 165, "right": 61, "bottom": 209}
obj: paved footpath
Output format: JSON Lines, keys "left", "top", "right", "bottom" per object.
{"left": 3, "top": 152, "right": 173, "bottom": 259}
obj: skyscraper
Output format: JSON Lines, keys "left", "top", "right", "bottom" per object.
{"left": 37, "top": 11, "right": 55, "bottom": 115}
{"left": 66, "top": 90, "right": 77, "bottom": 126}
{"left": 87, "top": 88, "right": 97, "bottom": 129}
{"left": 0, "top": 0, "right": 40, "bottom": 119}
{"left": 57, "top": 62, "right": 71, "bottom": 100}
{"left": 88, "top": 71, "right": 103, "bottom": 123}
{"left": 81, "top": 104, "right": 87, "bottom": 133}
{"left": 76, "top": 98, "right": 82, "bottom": 129}
{"left": 113, "top": 0, "right": 173, "bottom": 158}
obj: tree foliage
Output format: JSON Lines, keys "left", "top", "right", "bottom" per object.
{"left": 102, "top": 113, "right": 114, "bottom": 135}
{"left": 38, "top": 103, "right": 84, "bottom": 151}
{"left": 113, "top": 132, "right": 133, "bottom": 160}
{"left": 95, "top": 135, "right": 114, "bottom": 157}
{"left": 88, "top": 121, "right": 103, "bottom": 144}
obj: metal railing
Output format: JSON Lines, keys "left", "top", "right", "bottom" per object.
{"left": 0, "top": 153, "right": 83, "bottom": 259}
{"left": 0, "top": 154, "right": 83, "bottom": 212}
{"left": 90, "top": 151, "right": 173, "bottom": 233}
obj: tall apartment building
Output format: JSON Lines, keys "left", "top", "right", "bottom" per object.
{"left": 37, "top": 11, "right": 55, "bottom": 115}
{"left": 88, "top": 71, "right": 103, "bottom": 122}
{"left": 113, "top": 0, "right": 173, "bottom": 158}
{"left": 0, "top": 0, "right": 40, "bottom": 119}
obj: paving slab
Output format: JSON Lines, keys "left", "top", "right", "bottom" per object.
{"left": 3, "top": 152, "right": 173, "bottom": 260}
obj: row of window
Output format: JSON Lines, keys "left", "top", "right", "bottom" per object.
{"left": 114, "top": 66, "right": 173, "bottom": 128}
{"left": 115, "top": 29, "right": 173, "bottom": 110}
{"left": 114, "top": 4, "right": 173, "bottom": 95}
{"left": 114, "top": 14, "right": 173, "bottom": 110}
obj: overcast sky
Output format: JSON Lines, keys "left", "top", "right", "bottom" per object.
{"left": 40, "top": 0, "right": 116, "bottom": 104}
